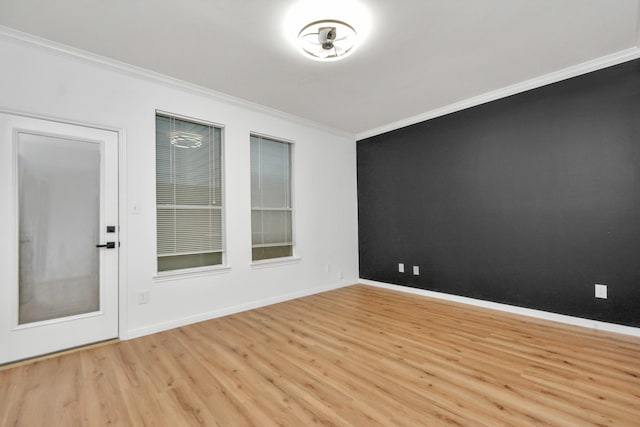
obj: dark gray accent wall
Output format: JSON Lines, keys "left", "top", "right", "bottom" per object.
{"left": 357, "top": 59, "right": 640, "bottom": 327}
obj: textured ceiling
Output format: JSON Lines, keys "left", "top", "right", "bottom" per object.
{"left": 0, "top": 0, "right": 639, "bottom": 137}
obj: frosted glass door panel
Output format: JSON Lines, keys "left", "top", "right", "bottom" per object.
{"left": 18, "top": 133, "right": 100, "bottom": 324}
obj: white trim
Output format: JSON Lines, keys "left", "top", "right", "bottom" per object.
{"left": 249, "top": 133, "right": 298, "bottom": 262}
{"left": 0, "top": 25, "right": 353, "bottom": 140}
{"left": 117, "top": 127, "right": 128, "bottom": 340}
{"left": 154, "top": 265, "right": 232, "bottom": 283}
{"left": 13, "top": 310, "right": 103, "bottom": 331}
{"left": 251, "top": 243, "right": 294, "bottom": 249}
{"left": 157, "top": 205, "right": 223, "bottom": 210}
{"left": 126, "top": 281, "right": 344, "bottom": 339}
{"left": 250, "top": 131, "right": 296, "bottom": 145}
{"left": 360, "top": 279, "right": 640, "bottom": 338}
{"left": 154, "top": 111, "right": 227, "bottom": 271}
{"left": 0, "top": 107, "right": 129, "bottom": 341}
{"left": 155, "top": 109, "right": 225, "bottom": 130}
{"left": 4, "top": 25, "right": 637, "bottom": 143}
{"left": 11, "top": 128, "right": 20, "bottom": 330}
{"left": 250, "top": 256, "right": 301, "bottom": 269}
{"left": 0, "top": 106, "right": 125, "bottom": 134}
{"left": 356, "top": 47, "right": 640, "bottom": 140}
{"left": 251, "top": 208, "right": 293, "bottom": 212}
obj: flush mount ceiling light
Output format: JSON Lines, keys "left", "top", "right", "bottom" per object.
{"left": 170, "top": 131, "right": 202, "bottom": 148}
{"left": 298, "top": 20, "right": 357, "bottom": 61}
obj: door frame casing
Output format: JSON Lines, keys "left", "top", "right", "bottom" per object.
{"left": 0, "top": 106, "right": 128, "bottom": 343}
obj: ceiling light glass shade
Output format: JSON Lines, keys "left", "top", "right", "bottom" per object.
{"left": 298, "top": 20, "right": 357, "bottom": 61}
{"left": 170, "top": 132, "right": 202, "bottom": 148}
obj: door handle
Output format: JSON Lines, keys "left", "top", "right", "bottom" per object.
{"left": 96, "top": 242, "right": 116, "bottom": 249}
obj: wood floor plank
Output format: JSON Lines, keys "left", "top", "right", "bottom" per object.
{"left": 1, "top": 284, "right": 640, "bottom": 426}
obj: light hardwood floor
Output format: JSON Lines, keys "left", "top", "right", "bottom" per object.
{"left": 1, "top": 284, "right": 639, "bottom": 426}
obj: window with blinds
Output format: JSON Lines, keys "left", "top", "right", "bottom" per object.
{"left": 250, "top": 135, "right": 293, "bottom": 261}
{"left": 156, "top": 113, "right": 224, "bottom": 272}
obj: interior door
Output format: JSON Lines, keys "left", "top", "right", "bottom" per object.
{"left": 0, "top": 113, "right": 119, "bottom": 364}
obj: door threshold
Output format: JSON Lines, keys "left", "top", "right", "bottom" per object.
{"left": 0, "top": 338, "right": 120, "bottom": 371}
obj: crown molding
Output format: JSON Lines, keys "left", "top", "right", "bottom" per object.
{"left": 2, "top": 24, "right": 637, "bottom": 144}
{"left": 356, "top": 46, "right": 640, "bottom": 141}
{"left": 0, "top": 25, "right": 354, "bottom": 140}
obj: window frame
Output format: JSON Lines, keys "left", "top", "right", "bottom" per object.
{"left": 249, "top": 132, "right": 299, "bottom": 266}
{"left": 154, "top": 110, "right": 228, "bottom": 278}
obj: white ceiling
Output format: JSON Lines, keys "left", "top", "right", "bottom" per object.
{"left": 0, "top": 0, "right": 639, "bottom": 137}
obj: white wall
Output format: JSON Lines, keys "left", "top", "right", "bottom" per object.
{"left": 0, "top": 31, "right": 359, "bottom": 338}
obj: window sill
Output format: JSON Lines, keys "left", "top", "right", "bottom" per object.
{"left": 250, "top": 256, "right": 301, "bottom": 269}
{"left": 154, "top": 265, "right": 231, "bottom": 282}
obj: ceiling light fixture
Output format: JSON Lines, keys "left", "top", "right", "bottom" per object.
{"left": 297, "top": 20, "right": 357, "bottom": 61}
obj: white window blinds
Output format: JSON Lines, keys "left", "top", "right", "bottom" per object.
{"left": 156, "top": 114, "right": 223, "bottom": 271}
{"left": 250, "top": 135, "right": 293, "bottom": 261}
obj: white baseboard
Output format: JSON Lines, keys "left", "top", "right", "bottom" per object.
{"left": 126, "top": 281, "right": 349, "bottom": 339}
{"left": 359, "top": 279, "right": 640, "bottom": 338}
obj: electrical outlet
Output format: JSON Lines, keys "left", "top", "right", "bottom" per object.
{"left": 327, "top": 264, "right": 332, "bottom": 273}
{"left": 413, "top": 266, "right": 420, "bottom": 275}
{"left": 595, "top": 284, "right": 607, "bottom": 299}
{"left": 339, "top": 271, "right": 344, "bottom": 280}
{"left": 138, "top": 291, "right": 149, "bottom": 305}
{"left": 398, "top": 263, "right": 405, "bottom": 273}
